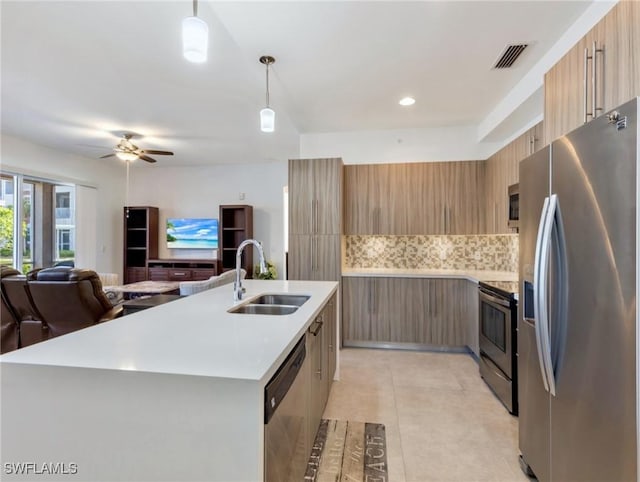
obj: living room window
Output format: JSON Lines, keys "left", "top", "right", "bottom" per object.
{"left": 0, "top": 172, "right": 75, "bottom": 272}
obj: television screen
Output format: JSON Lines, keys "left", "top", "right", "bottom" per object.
{"left": 166, "top": 218, "right": 218, "bottom": 249}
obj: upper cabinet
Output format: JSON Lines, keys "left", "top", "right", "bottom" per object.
{"left": 344, "top": 161, "right": 484, "bottom": 235}
{"left": 484, "top": 122, "right": 542, "bottom": 234}
{"left": 544, "top": 1, "right": 640, "bottom": 143}
{"left": 289, "top": 158, "right": 343, "bottom": 235}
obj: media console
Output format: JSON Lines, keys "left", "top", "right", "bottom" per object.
{"left": 147, "top": 259, "right": 219, "bottom": 282}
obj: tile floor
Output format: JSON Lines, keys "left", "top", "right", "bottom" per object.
{"left": 323, "top": 348, "right": 530, "bottom": 482}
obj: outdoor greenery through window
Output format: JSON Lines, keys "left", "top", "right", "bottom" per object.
{"left": 0, "top": 173, "right": 75, "bottom": 273}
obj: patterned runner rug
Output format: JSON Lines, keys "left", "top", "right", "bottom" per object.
{"left": 305, "top": 419, "right": 388, "bottom": 481}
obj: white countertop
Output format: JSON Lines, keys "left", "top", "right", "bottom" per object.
{"left": 342, "top": 268, "right": 518, "bottom": 283}
{"left": 0, "top": 280, "right": 338, "bottom": 384}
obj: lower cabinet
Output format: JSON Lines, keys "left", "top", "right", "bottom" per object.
{"left": 306, "top": 293, "right": 337, "bottom": 452}
{"left": 342, "top": 277, "right": 478, "bottom": 351}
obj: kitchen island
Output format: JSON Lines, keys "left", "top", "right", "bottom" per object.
{"left": 0, "top": 280, "right": 338, "bottom": 482}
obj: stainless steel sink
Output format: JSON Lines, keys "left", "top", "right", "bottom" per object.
{"left": 251, "top": 294, "right": 310, "bottom": 307}
{"left": 229, "top": 304, "right": 298, "bottom": 315}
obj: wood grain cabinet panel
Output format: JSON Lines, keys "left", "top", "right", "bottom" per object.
{"left": 342, "top": 277, "right": 478, "bottom": 350}
{"left": 288, "top": 234, "right": 340, "bottom": 282}
{"left": 289, "top": 158, "right": 342, "bottom": 235}
{"left": 344, "top": 161, "right": 484, "bottom": 235}
{"left": 544, "top": 1, "right": 640, "bottom": 143}
{"left": 288, "top": 158, "right": 342, "bottom": 283}
{"left": 306, "top": 294, "right": 336, "bottom": 451}
{"left": 483, "top": 122, "right": 542, "bottom": 234}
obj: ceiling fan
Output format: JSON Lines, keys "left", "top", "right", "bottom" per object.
{"left": 100, "top": 133, "right": 174, "bottom": 163}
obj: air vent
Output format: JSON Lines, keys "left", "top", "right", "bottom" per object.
{"left": 493, "top": 44, "right": 528, "bottom": 69}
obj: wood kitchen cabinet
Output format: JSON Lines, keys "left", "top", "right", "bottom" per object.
{"left": 306, "top": 293, "right": 336, "bottom": 450}
{"left": 484, "top": 122, "right": 543, "bottom": 234}
{"left": 288, "top": 158, "right": 342, "bottom": 282}
{"left": 288, "top": 235, "right": 340, "bottom": 282}
{"left": 544, "top": 1, "right": 640, "bottom": 143}
{"left": 342, "top": 277, "right": 477, "bottom": 350}
{"left": 343, "top": 161, "right": 484, "bottom": 235}
{"left": 289, "top": 158, "right": 342, "bottom": 235}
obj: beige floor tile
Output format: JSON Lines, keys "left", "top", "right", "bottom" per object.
{"left": 324, "top": 348, "right": 525, "bottom": 482}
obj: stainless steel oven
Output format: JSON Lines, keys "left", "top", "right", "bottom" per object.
{"left": 478, "top": 281, "right": 518, "bottom": 415}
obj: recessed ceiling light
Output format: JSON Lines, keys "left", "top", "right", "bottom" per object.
{"left": 399, "top": 97, "right": 416, "bottom": 106}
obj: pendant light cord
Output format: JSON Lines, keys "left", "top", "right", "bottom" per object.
{"left": 265, "top": 62, "right": 270, "bottom": 107}
{"left": 193, "top": 0, "right": 198, "bottom": 17}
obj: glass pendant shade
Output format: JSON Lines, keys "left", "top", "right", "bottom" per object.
{"left": 182, "top": 16, "right": 208, "bottom": 63}
{"left": 260, "top": 107, "right": 275, "bottom": 132}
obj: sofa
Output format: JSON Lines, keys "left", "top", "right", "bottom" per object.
{"left": 179, "top": 269, "right": 245, "bottom": 296}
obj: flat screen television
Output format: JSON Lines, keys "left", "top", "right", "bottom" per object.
{"left": 166, "top": 218, "right": 218, "bottom": 249}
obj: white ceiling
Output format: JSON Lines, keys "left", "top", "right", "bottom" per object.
{"left": 1, "top": 1, "right": 593, "bottom": 167}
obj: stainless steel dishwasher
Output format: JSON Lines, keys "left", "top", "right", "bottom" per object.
{"left": 264, "top": 335, "right": 308, "bottom": 482}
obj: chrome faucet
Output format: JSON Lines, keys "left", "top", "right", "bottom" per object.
{"left": 234, "top": 239, "right": 268, "bottom": 301}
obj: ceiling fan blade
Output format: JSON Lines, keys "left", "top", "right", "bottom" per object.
{"left": 100, "top": 153, "right": 116, "bottom": 159}
{"left": 140, "top": 149, "right": 174, "bottom": 156}
{"left": 139, "top": 155, "right": 157, "bottom": 163}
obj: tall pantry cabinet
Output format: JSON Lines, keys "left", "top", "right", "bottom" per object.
{"left": 288, "top": 158, "right": 343, "bottom": 282}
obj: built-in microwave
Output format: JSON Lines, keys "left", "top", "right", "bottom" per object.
{"left": 508, "top": 183, "right": 519, "bottom": 229}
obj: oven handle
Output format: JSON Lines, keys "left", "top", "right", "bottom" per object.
{"left": 479, "top": 289, "right": 511, "bottom": 308}
{"left": 533, "top": 196, "right": 550, "bottom": 392}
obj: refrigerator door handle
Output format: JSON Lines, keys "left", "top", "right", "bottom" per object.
{"left": 539, "top": 194, "right": 558, "bottom": 396}
{"left": 533, "top": 196, "right": 551, "bottom": 392}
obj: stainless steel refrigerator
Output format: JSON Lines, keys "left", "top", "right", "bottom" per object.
{"left": 519, "top": 97, "right": 639, "bottom": 482}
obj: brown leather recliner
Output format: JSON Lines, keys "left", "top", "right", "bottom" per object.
{"left": 1, "top": 266, "right": 21, "bottom": 353}
{"left": 26, "top": 267, "right": 123, "bottom": 339}
{"left": 1, "top": 266, "right": 46, "bottom": 352}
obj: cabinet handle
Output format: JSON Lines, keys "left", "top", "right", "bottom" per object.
{"left": 313, "top": 199, "right": 319, "bottom": 234}
{"left": 583, "top": 42, "right": 604, "bottom": 123}
{"left": 584, "top": 46, "right": 590, "bottom": 123}
{"left": 592, "top": 41, "right": 603, "bottom": 118}
{"left": 313, "top": 237, "right": 318, "bottom": 272}
{"left": 310, "top": 320, "right": 323, "bottom": 336}
{"left": 494, "top": 203, "right": 498, "bottom": 232}
{"left": 173, "top": 272, "right": 187, "bottom": 276}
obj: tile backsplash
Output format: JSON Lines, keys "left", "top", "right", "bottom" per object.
{"left": 344, "top": 234, "right": 518, "bottom": 272}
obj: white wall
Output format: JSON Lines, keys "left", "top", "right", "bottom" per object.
{"left": 300, "top": 125, "right": 502, "bottom": 164}
{"left": 129, "top": 162, "right": 288, "bottom": 278}
{"left": 1, "top": 133, "right": 125, "bottom": 277}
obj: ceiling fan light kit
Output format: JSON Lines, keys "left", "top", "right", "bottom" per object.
{"left": 116, "top": 151, "right": 138, "bottom": 162}
{"left": 182, "top": 0, "right": 208, "bottom": 63}
{"left": 259, "top": 55, "right": 276, "bottom": 133}
{"left": 100, "top": 133, "right": 174, "bottom": 164}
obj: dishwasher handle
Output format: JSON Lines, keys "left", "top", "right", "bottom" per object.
{"left": 264, "top": 335, "right": 306, "bottom": 424}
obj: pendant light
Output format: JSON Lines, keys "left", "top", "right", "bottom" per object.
{"left": 259, "top": 56, "right": 276, "bottom": 133}
{"left": 182, "top": 0, "right": 208, "bottom": 63}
